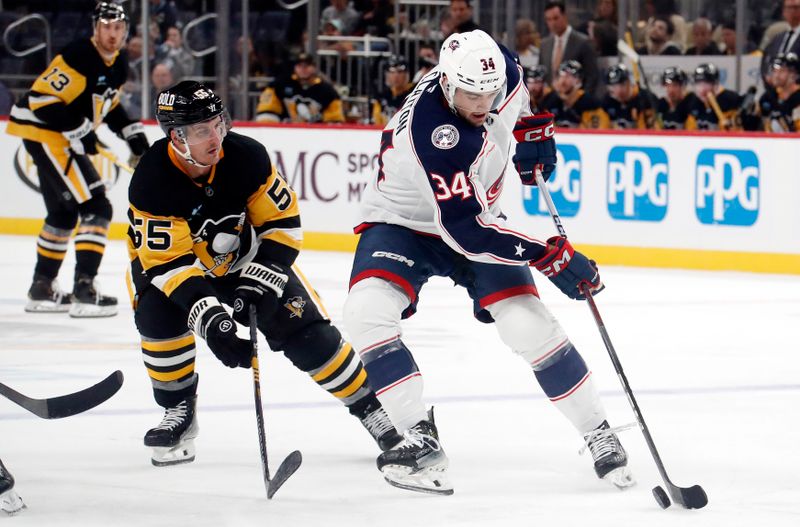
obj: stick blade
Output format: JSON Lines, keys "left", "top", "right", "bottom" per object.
{"left": 45, "top": 371, "right": 124, "bottom": 419}
{"left": 669, "top": 483, "right": 708, "bottom": 509}
{"left": 266, "top": 450, "right": 303, "bottom": 499}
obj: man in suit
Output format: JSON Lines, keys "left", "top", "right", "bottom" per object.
{"left": 540, "top": 0, "right": 600, "bottom": 96}
{"left": 761, "top": 0, "right": 800, "bottom": 84}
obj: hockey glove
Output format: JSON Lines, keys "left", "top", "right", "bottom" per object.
{"left": 63, "top": 118, "right": 98, "bottom": 156}
{"left": 512, "top": 113, "right": 557, "bottom": 185}
{"left": 121, "top": 122, "right": 150, "bottom": 167}
{"left": 532, "top": 236, "right": 604, "bottom": 300}
{"left": 232, "top": 261, "right": 289, "bottom": 327}
{"left": 188, "top": 296, "right": 251, "bottom": 368}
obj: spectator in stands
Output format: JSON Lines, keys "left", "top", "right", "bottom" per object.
{"left": 551, "top": 60, "right": 609, "bottom": 128}
{"left": 642, "top": 0, "right": 687, "bottom": 51}
{"left": 591, "top": 20, "right": 619, "bottom": 56}
{"left": 412, "top": 42, "right": 438, "bottom": 83}
{"left": 540, "top": 1, "right": 600, "bottom": 95}
{"left": 578, "top": 0, "right": 618, "bottom": 41}
{"left": 601, "top": 64, "right": 656, "bottom": 129}
{"left": 156, "top": 26, "right": 195, "bottom": 80}
{"left": 151, "top": 63, "right": 174, "bottom": 94}
{"left": 637, "top": 16, "right": 682, "bottom": 55}
{"left": 449, "top": 0, "right": 480, "bottom": 33}
{"left": 149, "top": 0, "right": 178, "bottom": 42}
{"left": 319, "top": 19, "right": 357, "bottom": 57}
{"left": 354, "top": 0, "right": 393, "bottom": 37}
{"left": 687, "top": 62, "right": 743, "bottom": 130}
{"left": 761, "top": 0, "right": 800, "bottom": 85}
{"left": 321, "top": 0, "right": 361, "bottom": 36}
{"left": 720, "top": 20, "right": 759, "bottom": 55}
{"left": 656, "top": 66, "right": 696, "bottom": 129}
{"left": 515, "top": 19, "right": 541, "bottom": 69}
{"left": 255, "top": 52, "right": 345, "bottom": 124}
{"left": 685, "top": 18, "right": 720, "bottom": 55}
{"left": 371, "top": 56, "right": 414, "bottom": 126}
{"left": 525, "top": 65, "right": 560, "bottom": 113}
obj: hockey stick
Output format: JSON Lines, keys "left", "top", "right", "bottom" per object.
{"left": 706, "top": 91, "right": 731, "bottom": 131}
{"left": 95, "top": 146, "right": 135, "bottom": 174}
{"left": 533, "top": 170, "right": 708, "bottom": 510}
{"left": 617, "top": 38, "right": 661, "bottom": 128}
{"left": 249, "top": 305, "right": 302, "bottom": 499}
{"left": 0, "top": 370, "right": 123, "bottom": 419}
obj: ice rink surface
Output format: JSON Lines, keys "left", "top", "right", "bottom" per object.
{"left": 0, "top": 235, "right": 798, "bottom": 526}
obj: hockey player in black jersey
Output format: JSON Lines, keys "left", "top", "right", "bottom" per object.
{"left": 524, "top": 65, "right": 560, "bottom": 114}
{"left": 761, "top": 53, "right": 800, "bottom": 132}
{"left": 371, "top": 56, "right": 415, "bottom": 126}
{"left": 601, "top": 64, "right": 656, "bottom": 129}
{"left": 656, "top": 66, "right": 697, "bottom": 130}
{"left": 6, "top": 2, "right": 149, "bottom": 317}
{"left": 551, "top": 61, "right": 610, "bottom": 129}
{"left": 128, "top": 81, "right": 400, "bottom": 466}
{"left": 0, "top": 458, "right": 24, "bottom": 515}
{"left": 687, "top": 63, "right": 743, "bottom": 131}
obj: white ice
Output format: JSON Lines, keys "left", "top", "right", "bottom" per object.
{"left": 0, "top": 234, "right": 798, "bottom": 526}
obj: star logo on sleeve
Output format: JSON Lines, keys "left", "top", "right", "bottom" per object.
{"left": 514, "top": 243, "right": 526, "bottom": 256}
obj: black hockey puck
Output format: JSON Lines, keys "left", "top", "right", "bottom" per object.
{"left": 652, "top": 486, "right": 671, "bottom": 509}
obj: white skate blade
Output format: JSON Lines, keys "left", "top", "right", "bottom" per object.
{"left": 151, "top": 439, "right": 196, "bottom": 467}
{"left": 25, "top": 299, "right": 70, "bottom": 313}
{"left": 382, "top": 465, "right": 454, "bottom": 496}
{"left": 1, "top": 489, "right": 26, "bottom": 515}
{"left": 69, "top": 303, "right": 118, "bottom": 318}
{"left": 602, "top": 466, "right": 636, "bottom": 489}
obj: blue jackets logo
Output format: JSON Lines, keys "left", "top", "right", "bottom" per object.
{"left": 607, "top": 146, "right": 669, "bottom": 221}
{"left": 695, "top": 149, "right": 759, "bottom": 226}
{"left": 523, "top": 144, "right": 581, "bottom": 217}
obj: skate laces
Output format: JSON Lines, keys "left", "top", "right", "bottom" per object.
{"left": 154, "top": 401, "right": 190, "bottom": 431}
{"left": 402, "top": 424, "right": 441, "bottom": 452}
{"left": 579, "top": 422, "right": 636, "bottom": 459}
{"left": 361, "top": 407, "right": 395, "bottom": 439}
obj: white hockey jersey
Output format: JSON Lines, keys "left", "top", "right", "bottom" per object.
{"left": 356, "top": 44, "right": 550, "bottom": 265}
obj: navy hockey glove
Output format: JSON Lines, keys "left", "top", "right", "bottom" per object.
{"left": 188, "top": 296, "right": 251, "bottom": 368}
{"left": 532, "top": 236, "right": 604, "bottom": 300}
{"left": 512, "top": 113, "right": 557, "bottom": 185}
{"left": 63, "top": 118, "right": 98, "bottom": 156}
{"left": 232, "top": 262, "right": 289, "bottom": 327}
{"left": 121, "top": 122, "right": 150, "bottom": 168}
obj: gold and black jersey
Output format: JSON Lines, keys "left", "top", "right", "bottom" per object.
{"left": 371, "top": 83, "right": 414, "bottom": 126}
{"left": 127, "top": 132, "right": 302, "bottom": 311}
{"left": 687, "top": 89, "right": 743, "bottom": 131}
{"left": 255, "top": 74, "right": 344, "bottom": 124}
{"left": 551, "top": 90, "right": 610, "bottom": 129}
{"left": 532, "top": 88, "right": 561, "bottom": 114}
{"left": 6, "top": 38, "right": 132, "bottom": 146}
{"left": 657, "top": 93, "right": 697, "bottom": 130}
{"left": 763, "top": 89, "right": 800, "bottom": 132}
{"left": 602, "top": 86, "right": 656, "bottom": 129}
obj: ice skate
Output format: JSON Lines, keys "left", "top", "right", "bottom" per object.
{"left": 0, "top": 459, "right": 26, "bottom": 515}
{"left": 581, "top": 420, "right": 635, "bottom": 489}
{"left": 377, "top": 419, "right": 453, "bottom": 496}
{"left": 25, "top": 275, "right": 71, "bottom": 313}
{"left": 144, "top": 395, "right": 199, "bottom": 467}
{"left": 354, "top": 397, "right": 403, "bottom": 451}
{"left": 69, "top": 275, "right": 118, "bottom": 318}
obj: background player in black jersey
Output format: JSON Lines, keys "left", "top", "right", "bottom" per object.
{"left": 370, "top": 56, "right": 415, "bottom": 126}
{"left": 601, "top": 64, "right": 656, "bottom": 129}
{"left": 128, "top": 81, "right": 400, "bottom": 466}
{"left": 656, "top": 67, "right": 696, "bottom": 130}
{"left": 525, "top": 65, "right": 560, "bottom": 113}
{"left": 762, "top": 53, "right": 800, "bottom": 132}
{"left": 687, "top": 63, "right": 743, "bottom": 131}
{"left": 551, "top": 60, "right": 609, "bottom": 129}
{"left": 6, "top": 2, "right": 149, "bottom": 317}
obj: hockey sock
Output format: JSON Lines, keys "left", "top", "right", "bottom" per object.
{"left": 34, "top": 223, "right": 72, "bottom": 279}
{"left": 141, "top": 331, "right": 198, "bottom": 408}
{"left": 74, "top": 214, "right": 109, "bottom": 279}
{"left": 361, "top": 338, "right": 426, "bottom": 432}
{"left": 308, "top": 340, "right": 371, "bottom": 406}
{"left": 533, "top": 342, "right": 606, "bottom": 434}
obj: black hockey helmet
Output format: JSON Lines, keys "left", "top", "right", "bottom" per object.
{"left": 692, "top": 63, "right": 719, "bottom": 84}
{"left": 526, "top": 64, "right": 547, "bottom": 82}
{"left": 156, "top": 81, "right": 227, "bottom": 137}
{"left": 93, "top": 2, "right": 128, "bottom": 26}
{"left": 385, "top": 55, "right": 408, "bottom": 72}
{"left": 661, "top": 66, "right": 688, "bottom": 86}
{"left": 558, "top": 60, "right": 583, "bottom": 81}
{"left": 772, "top": 52, "right": 800, "bottom": 74}
{"left": 605, "top": 64, "right": 630, "bottom": 85}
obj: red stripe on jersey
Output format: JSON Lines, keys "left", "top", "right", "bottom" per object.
{"left": 349, "top": 269, "right": 417, "bottom": 304}
{"left": 478, "top": 284, "right": 539, "bottom": 309}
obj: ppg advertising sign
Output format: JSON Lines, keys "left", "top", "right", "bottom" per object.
{"left": 522, "top": 144, "right": 581, "bottom": 217}
{"left": 695, "top": 149, "right": 760, "bottom": 226}
{"left": 607, "top": 146, "right": 669, "bottom": 222}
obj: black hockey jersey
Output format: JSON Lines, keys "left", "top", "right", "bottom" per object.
{"left": 764, "top": 88, "right": 800, "bottom": 132}
{"left": 371, "top": 83, "right": 414, "bottom": 126}
{"left": 602, "top": 86, "right": 656, "bottom": 129}
{"left": 550, "top": 90, "right": 610, "bottom": 129}
{"left": 255, "top": 74, "right": 344, "bottom": 123}
{"left": 687, "top": 89, "right": 743, "bottom": 131}
{"left": 531, "top": 88, "right": 561, "bottom": 114}
{"left": 127, "top": 132, "right": 302, "bottom": 312}
{"left": 656, "top": 93, "right": 697, "bottom": 130}
{"left": 7, "top": 38, "right": 133, "bottom": 146}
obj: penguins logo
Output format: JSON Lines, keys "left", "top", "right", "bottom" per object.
{"left": 284, "top": 296, "right": 306, "bottom": 318}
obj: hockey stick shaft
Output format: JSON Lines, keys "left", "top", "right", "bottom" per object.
{"left": 0, "top": 370, "right": 123, "bottom": 419}
{"left": 533, "top": 170, "right": 707, "bottom": 509}
{"left": 96, "top": 146, "right": 135, "bottom": 174}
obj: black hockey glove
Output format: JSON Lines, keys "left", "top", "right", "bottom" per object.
{"left": 232, "top": 261, "right": 289, "bottom": 327}
{"left": 188, "top": 296, "right": 251, "bottom": 368}
{"left": 532, "top": 236, "right": 604, "bottom": 300}
{"left": 121, "top": 122, "right": 150, "bottom": 169}
{"left": 63, "top": 118, "right": 98, "bottom": 156}
{"left": 512, "top": 113, "right": 557, "bottom": 185}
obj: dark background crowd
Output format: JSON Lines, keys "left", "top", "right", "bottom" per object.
{"left": 1, "top": 0, "right": 799, "bottom": 132}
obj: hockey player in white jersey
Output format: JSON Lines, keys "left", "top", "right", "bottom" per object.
{"left": 343, "top": 29, "right": 634, "bottom": 495}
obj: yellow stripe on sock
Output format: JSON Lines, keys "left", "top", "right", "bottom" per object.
{"left": 311, "top": 342, "right": 352, "bottom": 382}
{"left": 36, "top": 247, "right": 66, "bottom": 260}
{"left": 74, "top": 243, "right": 105, "bottom": 253}
{"left": 332, "top": 368, "right": 367, "bottom": 399}
{"left": 146, "top": 364, "right": 195, "bottom": 382}
{"left": 142, "top": 334, "right": 195, "bottom": 352}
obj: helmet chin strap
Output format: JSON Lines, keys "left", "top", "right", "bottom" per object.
{"left": 169, "top": 139, "right": 211, "bottom": 169}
